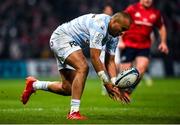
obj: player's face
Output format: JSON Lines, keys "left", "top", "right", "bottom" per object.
{"left": 108, "top": 18, "right": 130, "bottom": 37}
{"left": 103, "top": 6, "right": 113, "bottom": 16}
{"left": 140, "top": 0, "right": 153, "bottom": 8}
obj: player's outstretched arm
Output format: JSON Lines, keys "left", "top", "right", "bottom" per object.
{"left": 90, "top": 48, "right": 130, "bottom": 103}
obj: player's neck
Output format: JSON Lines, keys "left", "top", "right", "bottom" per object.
{"left": 140, "top": 3, "right": 152, "bottom": 9}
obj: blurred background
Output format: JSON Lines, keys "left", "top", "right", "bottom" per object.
{"left": 0, "top": 0, "right": 179, "bottom": 78}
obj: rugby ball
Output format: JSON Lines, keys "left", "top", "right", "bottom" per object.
{"left": 115, "top": 67, "right": 139, "bottom": 89}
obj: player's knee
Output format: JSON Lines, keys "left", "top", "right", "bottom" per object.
{"left": 77, "top": 62, "right": 89, "bottom": 74}
{"left": 83, "top": 63, "right": 89, "bottom": 72}
{"left": 136, "top": 66, "right": 147, "bottom": 76}
{"left": 62, "top": 83, "right": 71, "bottom": 96}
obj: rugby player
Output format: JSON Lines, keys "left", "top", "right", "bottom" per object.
{"left": 21, "top": 12, "right": 132, "bottom": 120}
{"left": 117, "top": 0, "right": 169, "bottom": 94}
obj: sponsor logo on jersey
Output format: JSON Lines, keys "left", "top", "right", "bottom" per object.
{"left": 143, "top": 18, "right": 148, "bottom": 22}
{"left": 134, "top": 20, "right": 153, "bottom": 26}
{"left": 150, "top": 14, "right": 156, "bottom": 19}
{"left": 69, "top": 41, "right": 78, "bottom": 47}
{"left": 94, "top": 32, "right": 104, "bottom": 44}
{"left": 135, "top": 12, "right": 141, "bottom": 17}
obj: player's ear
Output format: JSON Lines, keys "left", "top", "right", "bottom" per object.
{"left": 108, "top": 19, "right": 114, "bottom": 29}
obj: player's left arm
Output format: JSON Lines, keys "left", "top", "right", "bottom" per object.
{"left": 90, "top": 43, "right": 124, "bottom": 101}
{"left": 89, "top": 20, "right": 112, "bottom": 84}
{"left": 156, "top": 15, "right": 169, "bottom": 55}
{"left": 104, "top": 37, "right": 130, "bottom": 103}
{"left": 104, "top": 37, "right": 119, "bottom": 84}
{"left": 104, "top": 52, "right": 117, "bottom": 84}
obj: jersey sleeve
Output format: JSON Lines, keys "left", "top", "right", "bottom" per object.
{"left": 105, "top": 37, "right": 118, "bottom": 55}
{"left": 155, "top": 11, "right": 164, "bottom": 29}
{"left": 124, "top": 5, "right": 134, "bottom": 14}
{"left": 124, "top": 5, "right": 135, "bottom": 23}
{"left": 89, "top": 17, "right": 107, "bottom": 50}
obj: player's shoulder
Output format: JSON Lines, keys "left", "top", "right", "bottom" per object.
{"left": 92, "top": 13, "right": 111, "bottom": 20}
{"left": 150, "top": 6, "right": 162, "bottom": 17}
{"left": 127, "top": 3, "right": 139, "bottom": 9}
{"left": 125, "top": 3, "right": 138, "bottom": 12}
{"left": 90, "top": 14, "right": 110, "bottom": 31}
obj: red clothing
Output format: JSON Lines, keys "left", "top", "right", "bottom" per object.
{"left": 123, "top": 2, "right": 163, "bottom": 49}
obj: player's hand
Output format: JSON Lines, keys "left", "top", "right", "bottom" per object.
{"left": 118, "top": 41, "right": 126, "bottom": 50}
{"left": 104, "top": 83, "right": 130, "bottom": 103}
{"left": 158, "top": 42, "right": 169, "bottom": 55}
{"left": 114, "top": 86, "right": 131, "bottom": 103}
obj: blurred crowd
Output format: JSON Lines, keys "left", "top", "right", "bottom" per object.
{"left": 0, "top": 0, "right": 179, "bottom": 61}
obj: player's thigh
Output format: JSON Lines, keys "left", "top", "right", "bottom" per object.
{"left": 65, "top": 49, "right": 89, "bottom": 71}
{"left": 134, "top": 48, "right": 150, "bottom": 75}
{"left": 50, "top": 30, "right": 88, "bottom": 70}
{"left": 50, "top": 30, "right": 81, "bottom": 65}
{"left": 50, "top": 31, "right": 88, "bottom": 82}
{"left": 119, "top": 62, "right": 132, "bottom": 72}
{"left": 135, "top": 56, "right": 149, "bottom": 75}
{"left": 59, "top": 68, "right": 76, "bottom": 86}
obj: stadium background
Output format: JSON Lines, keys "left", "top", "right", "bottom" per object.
{"left": 0, "top": 0, "right": 179, "bottom": 78}
{"left": 0, "top": 0, "right": 180, "bottom": 124}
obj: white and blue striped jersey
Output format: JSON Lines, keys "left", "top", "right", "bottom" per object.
{"left": 54, "top": 13, "right": 118, "bottom": 55}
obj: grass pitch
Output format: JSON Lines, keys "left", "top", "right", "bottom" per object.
{"left": 0, "top": 77, "right": 180, "bottom": 124}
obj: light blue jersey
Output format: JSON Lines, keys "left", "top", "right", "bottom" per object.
{"left": 54, "top": 13, "right": 118, "bottom": 55}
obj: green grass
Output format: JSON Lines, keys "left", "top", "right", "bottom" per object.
{"left": 0, "top": 77, "right": 180, "bottom": 124}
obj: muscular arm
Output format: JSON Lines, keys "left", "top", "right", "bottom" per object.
{"left": 90, "top": 48, "right": 112, "bottom": 85}
{"left": 90, "top": 48, "right": 117, "bottom": 84}
{"left": 104, "top": 52, "right": 117, "bottom": 79}
{"left": 158, "top": 24, "right": 167, "bottom": 45}
{"left": 158, "top": 24, "right": 169, "bottom": 54}
{"left": 90, "top": 48, "right": 104, "bottom": 73}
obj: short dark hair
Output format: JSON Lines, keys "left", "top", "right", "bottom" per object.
{"left": 112, "top": 11, "right": 132, "bottom": 25}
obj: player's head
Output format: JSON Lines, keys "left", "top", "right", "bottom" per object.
{"left": 103, "top": 5, "right": 113, "bottom": 16}
{"left": 108, "top": 12, "right": 132, "bottom": 37}
{"left": 140, "top": 0, "right": 153, "bottom": 8}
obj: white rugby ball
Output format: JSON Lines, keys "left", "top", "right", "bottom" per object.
{"left": 115, "top": 68, "right": 139, "bottom": 89}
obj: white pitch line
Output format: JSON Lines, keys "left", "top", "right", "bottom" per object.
{"left": 0, "top": 108, "right": 44, "bottom": 112}
{"left": 83, "top": 107, "right": 132, "bottom": 111}
{"left": 0, "top": 107, "right": 133, "bottom": 112}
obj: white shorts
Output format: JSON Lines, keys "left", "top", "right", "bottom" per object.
{"left": 50, "top": 31, "right": 81, "bottom": 70}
